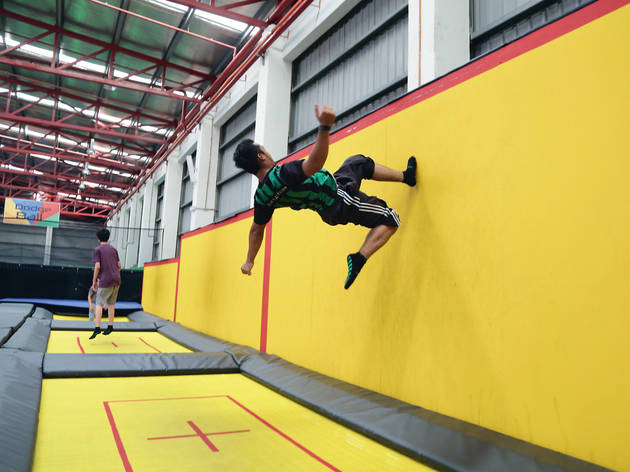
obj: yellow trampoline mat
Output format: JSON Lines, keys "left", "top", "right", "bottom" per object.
{"left": 33, "top": 374, "right": 433, "bottom": 472}
{"left": 46, "top": 331, "right": 191, "bottom": 354}
{"left": 53, "top": 314, "right": 130, "bottom": 322}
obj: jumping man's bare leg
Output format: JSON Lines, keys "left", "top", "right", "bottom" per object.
{"left": 371, "top": 164, "right": 403, "bottom": 182}
{"left": 359, "top": 225, "right": 398, "bottom": 259}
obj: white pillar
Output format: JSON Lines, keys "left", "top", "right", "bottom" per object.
{"left": 253, "top": 44, "right": 292, "bottom": 202}
{"left": 191, "top": 117, "right": 216, "bottom": 229}
{"left": 420, "top": 0, "right": 470, "bottom": 85}
{"left": 408, "top": 0, "right": 421, "bottom": 90}
{"left": 125, "top": 196, "right": 141, "bottom": 267}
{"left": 161, "top": 156, "right": 183, "bottom": 259}
{"left": 138, "top": 178, "right": 155, "bottom": 266}
{"left": 119, "top": 205, "right": 130, "bottom": 267}
{"left": 43, "top": 226, "right": 53, "bottom": 265}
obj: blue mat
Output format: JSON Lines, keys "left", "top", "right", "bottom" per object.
{"left": 0, "top": 298, "right": 142, "bottom": 312}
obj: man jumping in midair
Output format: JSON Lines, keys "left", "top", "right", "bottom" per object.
{"left": 234, "top": 105, "right": 416, "bottom": 289}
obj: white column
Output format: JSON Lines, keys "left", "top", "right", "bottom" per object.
{"left": 420, "top": 0, "right": 470, "bottom": 85}
{"left": 253, "top": 44, "right": 292, "bottom": 202}
{"left": 161, "top": 156, "right": 183, "bottom": 259}
{"left": 119, "top": 206, "right": 130, "bottom": 267}
{"left": 125, "top": 196, "right": 141, "bottom": 267}
{"left": 138, "top": 178, "right": 155, "bottom": 266}
{"left": 43, "top": 226, "right": 53, "bottom": 265}
{"left": 191, "top": 117, "right": 216, "bottom": 229}
{"left": 408, "top": 0, "right": 421, "bottom": 90}
{"left": 109, "top": 212, "right": 120, "bottom": 253}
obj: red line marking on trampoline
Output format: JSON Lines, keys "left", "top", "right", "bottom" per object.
{"left": 103, "top": 401, "right": 133, "bottom": 472}
{"left": 147, "top": 428, "right": 250, "bottom": 441}
{"left": 105, "top": 395, "right": 340, "bottom": 471}
{"left": 260, "top": 218, "right": 272, "bottom": 353}
{"left": 112, "top": 342, "right": 118, "bottom": 348}
{"left": 227, "top": 395, "right": 341, "bottom": 472}
{"left": 76, "top": 336, "right": 85, "bottom": 354}
{"left": 173, "top": 256, "right": 181, "bottom": 322}
{"left": 138, "top": 336, "right": 161, "bottom": 353}
{"left": 186, "top": 420, "right": 219, "bottom": 452}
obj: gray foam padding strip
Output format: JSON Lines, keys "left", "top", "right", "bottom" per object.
{"left": 157, "top": 323, "right": 237, "bottom": 352}
{"left": 237, "top": 353, "right": 611, "bottom": 472}
{"left": 0, "top": 349, "right": 43, "bottom": 472}
{"left": 2, "top": 318, "right": 51, "bottom": 352}
{"left": 0, "top": 303, "right": 34, "bottom": 317}
{"left": 0, "top": 328, "right": 11, "bottom": 346}
{"left": 127, "top": 311, "right": 169, "bottom": 327}
{"left": 50, "top": 320, "right": 157, "bottom": 331}
{"left": 43, "top": 352, "right": 239, "bottom": 378}
{"left": 31, "top": 307, "right": 53, "bottom": 320}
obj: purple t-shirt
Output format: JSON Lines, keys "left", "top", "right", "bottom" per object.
{"left": 92, "top": 244, "right": 121, "bottom": 288}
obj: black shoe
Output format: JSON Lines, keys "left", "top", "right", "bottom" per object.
{"left": 89, "top": 328, "right": 100, "bottom": 340}
{"left": 102, "top": 326, "right": 113, "bottom": 336}
{"left": 345, "top": 252, "right": 367, "bottom": 289}
{"left": 402, "top": 156, "right": 417, "bottom": 187}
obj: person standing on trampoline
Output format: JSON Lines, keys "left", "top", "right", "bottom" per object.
{"left": 89, "top": 228, "right": 122, "bottom": 339}
{"left": 234, "top": 105, "right": 416, "bottom": 289}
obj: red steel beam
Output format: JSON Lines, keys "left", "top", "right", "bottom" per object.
{"left": 0, "top": 72, "right": 177, "bottom": 125}
{"left": 0, "top": 177, "right": 119, "bottom": 203}
{"left": 160, "top": 0, "right": 268, "bottom": 27}
{"left": 0, "top": 143, "right": 142, "bottom": 173}
{"left": 0, "top": 165, "right": 130, "bottom": 190}
{"left": 88, "top": 0, "right": 239, "bottom": 53}
{"left": 0, "top": 112, "right": 166, "bottom": 144}
{"left": 114, "top": 0, "right": 312, "bottom": 212}
{"left": 0, "top": 9, "right": 214, "bottom": 101}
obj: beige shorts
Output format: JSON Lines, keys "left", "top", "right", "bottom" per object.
{"left": 95, "top": 285, "right": 120, "bottom": 307}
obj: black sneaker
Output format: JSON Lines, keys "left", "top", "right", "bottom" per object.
{"left": 402, "top": 156, "right": 417, "bottom": 187}
{"left": 102, "top": 326, "right": 114, "bottom": 336}
{"left": 89, "top": 328, "right": 100, "bottom": 340}
{"left": 345, "top": 252, "right": 367, "bottom": 289}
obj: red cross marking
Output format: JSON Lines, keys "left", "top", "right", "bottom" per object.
{"left": 147, "top": 420, "right": 250, "bottom": 452}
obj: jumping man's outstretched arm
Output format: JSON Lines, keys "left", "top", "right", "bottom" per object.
{"left": 241, "top": 222, "right": 266, "bottom": 275}
{"left": 302, "top": 105, "right": 336, "bottom": 177}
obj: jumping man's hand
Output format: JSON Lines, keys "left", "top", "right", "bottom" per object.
{"left": 241, "top": 261, "right": 254, "bottom": 275}
{"left": 315, "top": 104, "right": 335, "bottom": 127}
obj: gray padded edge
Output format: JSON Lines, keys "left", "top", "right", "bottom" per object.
{"left": 0, "top": 349, "right": 43, "bottom": 472}
{"left": 238, "top": 354, "right": 611, "bottom": 472}
{"left": 127, "top": 311, "right": 169, "bottom": 327}
{"left": 2, "top": 318, "right": 51, "bottom": 352}
{"left": 0, "top": 328, "right": 11, "bottom": 346}
{"left": 51, "top": 320, "right": 157, "bottom": 331}
{"left": 31, "top": 307, "right": 53, "bottom": 320}
{"left": 0, "top": 313, "right": 29, "bottom": 329}
{"left": 157, "top": 323, "right": 237, "bottom": 352}
{"left": 43, "top": 352, "right": 239, "bottom": 378}
{"left": 0, "top": 303, "right": 34, "bottom": 317}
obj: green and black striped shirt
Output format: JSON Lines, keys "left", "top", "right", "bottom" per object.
{"left": 253, "top": 160, "right": 337, "bottom": 224}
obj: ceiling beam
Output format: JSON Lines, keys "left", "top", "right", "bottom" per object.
{"left": 0, "top": 112, "right": 166, "bottom": 144}
{"left": 160, "top": 0, "right": 268, "bottom": 27}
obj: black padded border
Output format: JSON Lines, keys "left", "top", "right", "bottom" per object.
{"left": 0, "top": 349, "right": 44, "bottom": 472}
{"left": 43, "top": 352, "right": 239, "bottom": 378}
{"left": 236, "top": 353, "right": 611, "bottom": 472}
{"left": 2, "top": 318, "right": 51, "bottom": 352}
{"left": 157, "top": 322, "right": 237, "bottom": 352}
{"left": 51, "top": 320, "right": 157, "bottom": 331}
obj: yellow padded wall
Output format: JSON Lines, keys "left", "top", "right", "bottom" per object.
{"left": 175, "top": 216, "right": 264, "bottom": 349}
{"left": 141, "top": 261, "right": 178, "bottom": 320}
{"left": 267, "top": 5, "right": 630, "bottom": 471}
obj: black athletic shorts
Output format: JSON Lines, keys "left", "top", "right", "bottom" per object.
{"left": 318, "top": 155, "right": 400, "bottom": 228}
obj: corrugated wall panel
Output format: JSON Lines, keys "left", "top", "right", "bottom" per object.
{"left": 289, "top": 0, "right": 408, "bottom": 153}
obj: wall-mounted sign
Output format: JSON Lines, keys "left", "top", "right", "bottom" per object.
{"left": 3, "top": 198, "right": 60, "bottom": 227}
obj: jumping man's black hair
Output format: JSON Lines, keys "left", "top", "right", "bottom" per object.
{"left": 233, "top": 139, "right": 261, "bottom": 174}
